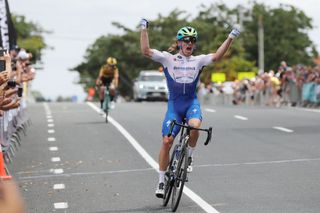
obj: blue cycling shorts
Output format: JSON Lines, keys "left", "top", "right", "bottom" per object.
{"left": 162, "top": 98, "right": 202, "bottom": 137}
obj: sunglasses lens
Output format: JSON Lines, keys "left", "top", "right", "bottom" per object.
{"left": 183, "top": 37, "right": 196, "bottom": 43}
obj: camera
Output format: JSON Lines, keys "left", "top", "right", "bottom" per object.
{"left": 0, "top": 49, "right": 7, "bottom": 56}
{"left": 7, "top": 79, "right": 16, "bottom": 88}
{"left": 17, "top": 87, "right": 23, "bottom": 97}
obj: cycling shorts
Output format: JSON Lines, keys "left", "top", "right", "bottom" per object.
{"left": 162, "top": 98, "right": 202, "bottom": 137}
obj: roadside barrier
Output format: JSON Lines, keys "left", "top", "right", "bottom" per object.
{"left": 0, "top": 104, "right": 31, "bottom": 180}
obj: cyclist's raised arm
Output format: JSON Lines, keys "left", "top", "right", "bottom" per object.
{"left": 113, "top": 68, "right": 119, "bottom": 88}
{"left": 140, "top": 18, "right": 153, "bottom": 58}
{"left": 212, "top": 25, "right": 241, "bottom": 62}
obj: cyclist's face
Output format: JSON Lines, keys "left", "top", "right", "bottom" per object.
{"left": 179, "top": 36, "right": 196, "bottom": 57}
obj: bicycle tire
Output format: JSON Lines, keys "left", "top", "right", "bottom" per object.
{"left": 163, "top": 145, "right": 178, "bottom": 206}
{"left": 171, "top": 145, "right": 188, "bottom": 212}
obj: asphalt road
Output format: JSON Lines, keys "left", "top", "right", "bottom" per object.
{"left": 7, "top": 102, "right": 320, "bottom": 213}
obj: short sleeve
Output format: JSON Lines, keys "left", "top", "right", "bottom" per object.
{"left": 196, "top": 54, "right": 213, "bottom": 67}
{"left": 151, "top": 49, "right": 171, "bottom": 64}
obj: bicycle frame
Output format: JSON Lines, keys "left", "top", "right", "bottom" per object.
{"left": 162, "top": 119, "right": 212, "bottom": 212}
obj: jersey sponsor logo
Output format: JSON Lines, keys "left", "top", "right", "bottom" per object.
{"left": 173, "top": 66, "right": 196, "bottom": 71}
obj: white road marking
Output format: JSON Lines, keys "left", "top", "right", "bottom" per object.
{"left": 48, "top": 123, "right": 55, "bottom": 127}
{"left": 273, "top": 126, "right": 294, "bottom": 133}
{"left": 49, "top": 147, "right": 58, "bottom": 151}
{"left": 294, "top": 107, "right": 320, "bottom": 113}
{"left": 87, "top": 102, "right": 220, "bottom": 213}
{"left": 48, "top": 129, "right": 55, "bottom": 134}
{"left": 205, "top": 108, "right": 216, "bottom": 113}
{"left": 54, "top": 202, "right": 68, "bottom": 209}
{"left": 47, "top": 115, "right": 53, "bottom": 119}
{"left": 51, "top": 169, "right": 64, "bottom": 174}
{"left": 19, "top": 157, "right": 320, "bottom": 180}
{"left": 48, "top": 137, "right": 56, "bottom": 142}
{"left": 51, "top": 157, "right": 61, "bottom": 162}
{"left": 47, "top": 119, "right": 54, "bottom": 123}
{"left": 53, "top": 184, "right": 65, "bottom": 190}
{"left": 234, "top": 115, "right": 248, "bottom": 120}
{"left": 43, "top": 103, "right": 51, "bottom": 115}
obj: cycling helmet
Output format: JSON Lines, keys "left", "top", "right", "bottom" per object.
{"left": 106, "top": 57, "right": 117, "bottom": 65}
{"left": 176, "top": 26, "right": 198, "bottom": 41}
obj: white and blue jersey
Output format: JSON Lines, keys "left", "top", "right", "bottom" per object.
{"left": 151, "top": 49, "right": 213, "bottom": 136}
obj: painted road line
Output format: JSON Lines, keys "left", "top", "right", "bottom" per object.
{"left": 48, "top": 123, "right": 55, "bottom": 127}
{"left": 53, "top": 184, "right": 65, "bottom": 190}
{"left": 49, "top": 147, "right": 58, "bottom": 151}
{"left": 87, "top": 102, "right": 220, "bottom": 213}
{"left": 48, "top": 137, "right": 56, "bottom": 142}
{"left": 51, "top": 157, "right": 61, "bottom": 162}
{"left": 48, "top": 129, "right": 55, "bottom": 134}
{"left": 54, "top": 202, "right": 68, "bottom": 209}
{"left": 273, "top": 126, "right": 294, "bottom": 133}
{"left": 47, "top": 115, "right": 53, "bottom": 119}
{"left": 51, "top": 169, "right": 64, "bottom": 174}
{"left": 43, "top": 103, "right": 51, "bottom": 115}
{"left": 234, "top": 115, "right": 248, "bottom": 120}
{"left": 47, "top": 119, "right": 54, "bottom": 123}
{"left": 205, "top": 108, "right": 216, "bottom": 113}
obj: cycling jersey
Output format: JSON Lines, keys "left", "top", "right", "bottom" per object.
{"left": 99, "top": 65, "right": 119, "bottom": 86}
{"left": 151, "top": 49, "right": 213, "bottom": 136}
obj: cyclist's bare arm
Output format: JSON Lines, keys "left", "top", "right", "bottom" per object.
{"left": 212, "top": 25, "right": 241, "bottom": 62}
{"left": 140, "top": 19, "right": 153, "bottom": 58}
{"left": 113, "top": 69, "right": 119, "bottom": 88}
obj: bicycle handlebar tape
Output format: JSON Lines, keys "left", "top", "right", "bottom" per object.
{"left": 204, "top": 127, "right": 213, "bottom": 146}
{"left": 167, "top": 120, "right": 176, "bottom": 137}
{"left": 0, "top": 146, "right": 12, "bottom": 180}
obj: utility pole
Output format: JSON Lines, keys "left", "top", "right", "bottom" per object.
{"left": 258, "top": 15, "right": 264, "bottom": 74}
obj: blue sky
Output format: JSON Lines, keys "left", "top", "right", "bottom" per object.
{"left": 9, "top": 0, "right": 320, "bottom": 101}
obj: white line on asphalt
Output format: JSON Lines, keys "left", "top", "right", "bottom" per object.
{"left": 273, "top": 126, "right": 294, "bottom": 133}
{"left": 54, "top": 202, "right": 68, "bottom": 209}
{"left": 49, "top": 147, "right": 58, "bottom": 151}
{"left": 53, "top": 184, "right": 65, "bottom": 190}
{"left": 51, "top": 157, "right": 61, "bottom": 162}
{"left": 234, "top": 115, "right": 248, "bottom": 120}
{"left": 205, "top": 108, "right": 216, "bottom": 113}
{"left": 48, "top": 137, "right": 56, "bottom": 142}
{"left": 43, "top": 103, "right": 52, "bottom": 115}
{"left": 48, "top": 123, "right": 55, "bottom": 127}
{"left": 47, "top": 115, "right": 53, "bottom": 119}
{"left": 86, "top": 102, "right": 220, "bottom": 213}
{"left": 294, "top": 107, "right": 320, "bottom": 113}
{"left": 48, "top": 129, "right": 55, "bottom": 134}
{"left": 51, "top": 169, "right": 64, "bottom": 174}
{"left": 196, "top": 157, "right": 320, "bottom": 168}
{"left": 47, "top": 119, "right": 54, "bottom": 123}
{"left": 19, "top": 157, "right": 320, "bottom": 180}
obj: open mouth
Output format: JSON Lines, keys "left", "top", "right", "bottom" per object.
{"left": 186, "top": 47, "right": 192, "bottom": 51}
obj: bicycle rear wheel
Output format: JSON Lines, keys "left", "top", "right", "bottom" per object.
{"left": 171, "top": 145, "right": 188, "bottom": 212}
{"left": 163, "top": 145, "right": 178, "bottom": 206}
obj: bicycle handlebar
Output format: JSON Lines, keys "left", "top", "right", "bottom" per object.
{"left": 168, "top": 120, "right": 213, "bottom": 146}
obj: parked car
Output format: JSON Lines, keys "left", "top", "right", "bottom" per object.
{"left": 133, "top": 70, "right": 168, "bottom": 101}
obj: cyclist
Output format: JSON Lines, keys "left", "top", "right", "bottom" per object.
{"left": 96, "top": 57, "right": 119, "bottom": 111}
{"left": 140, "top": 19, "right": 240, "bottom": 198}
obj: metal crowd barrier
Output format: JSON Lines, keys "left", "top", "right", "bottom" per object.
{"left": 0, "top": 100, "right": 31, "bottom": 170}
{"left": 199, "top": 83, "right": 320, "bottom": 107}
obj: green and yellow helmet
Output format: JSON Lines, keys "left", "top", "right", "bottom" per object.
{"left": 106, "top": 57, "right": 117, "bottom": 66}
{"left": 176, "top": 26, "right": 198, "bottom": 41}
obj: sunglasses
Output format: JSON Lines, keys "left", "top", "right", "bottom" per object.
{"left": 181, "top": 37, "right": 197, "bottom": 44}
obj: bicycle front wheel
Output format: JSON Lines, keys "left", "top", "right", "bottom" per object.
{"left": 171, "top": 145, "right": 188, "bottom": 212}
{"left": 163, "top": 145, "right": 178, "bottom": 207}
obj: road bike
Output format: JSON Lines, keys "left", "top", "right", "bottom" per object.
{"left": 162, "top": 120, "right": 212, "bottom": 212}
{"left": 102, "top": 86, "right": 110, "bottom": 123}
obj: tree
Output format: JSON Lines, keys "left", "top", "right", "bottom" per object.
{"left": 243, "top": 3, "right": 318, "bottom": 71}
{"left": 12, "top": 15, "right": 47, "bottom": 62}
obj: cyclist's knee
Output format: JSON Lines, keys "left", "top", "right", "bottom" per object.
{"left": 188, "top": 118, "right": 201, "bottom": 128}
